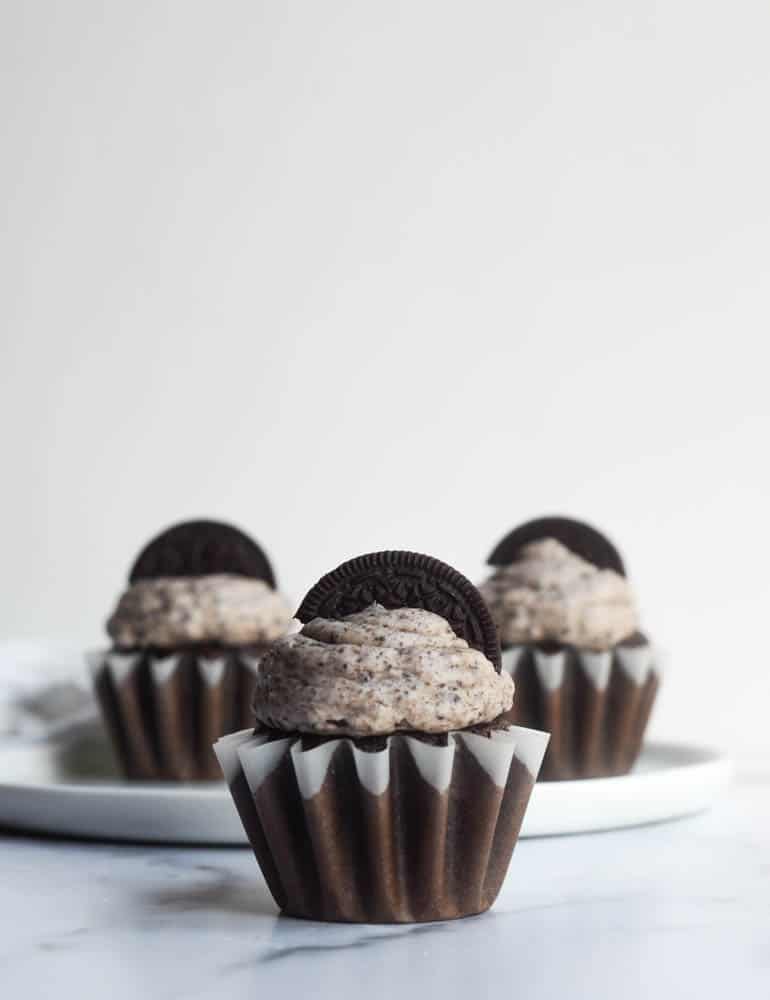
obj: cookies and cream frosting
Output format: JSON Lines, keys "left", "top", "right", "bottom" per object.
{"left": 107, "top": 574, "right": 292, "bottom": 648}
{"left": 252, "top": 603, "right": 514, "bottom": 737}
{"left": 479, "top": 539, "right": 638, "bottom": 650}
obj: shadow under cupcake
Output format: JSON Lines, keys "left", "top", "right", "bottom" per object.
{"left": 216, "top": 550, "right": 548, "bottom": 924}
{"left": 480, "top": 517, "right": 660, "bottom": 782}
{"left": 89, "top": 519, "right": 292, "bottom": 781}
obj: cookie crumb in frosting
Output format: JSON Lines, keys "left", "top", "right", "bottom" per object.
{"left": 253, "top": 603, "right": 513, "bottom": 737}
{"left": 480, "top": 539, "right": 638, "bottom": 649}
{"left": 107, "top": 574, "right": 292, "bottom": 648}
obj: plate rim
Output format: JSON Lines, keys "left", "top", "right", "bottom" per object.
{"left": 0, "top": 738, "right": 732, "bottom": 799}
{"left": 0, "top": 740, "right": 733, "bottom": 844}
{"left": 0, "top": 740, "right": 733, "bottom": 798}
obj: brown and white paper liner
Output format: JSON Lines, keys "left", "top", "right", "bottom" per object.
{"left": 215, "top": 723, "right": 549, "bottom": 923}
{"left": 88, "top": 648, "right": 263, "bottom": 781}
{"left": 500, "top": 642, "right": 661, "bottom": 781}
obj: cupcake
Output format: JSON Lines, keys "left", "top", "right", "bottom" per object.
{"left": 480, "top": 517, "right": 659, "bottom": 781}
{"left": 215, "top": 550, "right": 549, "bottom": 923}
{"left": 90, "top": 520, "right": 292, "bottom": 781}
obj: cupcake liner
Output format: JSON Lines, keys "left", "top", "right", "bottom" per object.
{"left": 215, "top": 723, "right": 549, "bottom": 923}
{"left": 89, "top": 648, "right": 262, "bottom": 780}
{"left": 500, "top": 643, "right": 661, "bottom": 781}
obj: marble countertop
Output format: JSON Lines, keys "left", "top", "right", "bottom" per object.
{"left": 2, "top": 768, "right": 768, "bottom": 1000}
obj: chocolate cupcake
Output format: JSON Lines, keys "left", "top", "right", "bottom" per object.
{"left": 215, "top": 551, "right": 549, "bottom": 923}
{"left": 89, "top": 520, "right": 292, "bottom": 781}
{"left": 480, "top": 517, "right": 660, "bottom": 781}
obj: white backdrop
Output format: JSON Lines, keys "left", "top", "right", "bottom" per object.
{"left": 1, "top": 1, "right": 768, "bottom": 757}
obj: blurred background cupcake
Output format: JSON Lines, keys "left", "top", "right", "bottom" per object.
{"left": 90, "top": 519, "right": 292, "bottom": 781}
{"left": 215, "top": 550, "right": 549, "bottom": 923}
{"left": 480, "top": 516, "right": 660, "bottom": 781}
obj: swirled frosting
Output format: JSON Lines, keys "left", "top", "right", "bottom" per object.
{"left": 479, "top": 539, "right": 638, "bottom": 650}
{"left": 107, "top": 574, "right": 292, "bottom": 648}
{"left": 253, "top": 603, "right": 514, "bottom": 736}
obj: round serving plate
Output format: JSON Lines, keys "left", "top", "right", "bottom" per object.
{"left": 0, "top": 724, "right": 731, "bottom": 844}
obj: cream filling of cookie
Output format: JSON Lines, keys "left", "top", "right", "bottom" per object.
{"left": 107, "top": 574, "right": 292, "bottom": 648}
{"left": 252, "top": 603, "right": 514, "bottom": 736}
{"left": 479, "top": 538, "right": 638, "bottom": 650}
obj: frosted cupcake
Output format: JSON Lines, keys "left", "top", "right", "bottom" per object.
{"left": 216, "top": 550, "right": 549, "bottom": 923}
{"left": 91, "top": 520, "right": 292, "bottom": 781}
{"left": 480, "top": 517, "right": 659, "bottom": 781}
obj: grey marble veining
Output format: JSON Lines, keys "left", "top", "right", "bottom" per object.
{"left": 1, "top": 771, "right": 768, "bottom": 999}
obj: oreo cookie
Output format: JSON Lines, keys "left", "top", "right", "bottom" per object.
{"left": 295, "top": 550, "right": 501, "bottom": 670}
{"left": 487, "top": 516, "right": 625, "bottom": 575}
{"left": 129, "top": 520, "right": 276, "bottom": 587}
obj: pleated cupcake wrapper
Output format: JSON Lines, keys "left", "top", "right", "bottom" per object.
{"left": 215, "top": 723, "right": 549, "bottom": 924}
{"left": 88, "top": 648, "right": 263, "bottom": 781}
{"left": 500, "top": 643, "right": 661, "bottom": 781}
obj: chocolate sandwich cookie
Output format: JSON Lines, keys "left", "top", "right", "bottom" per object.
{"left": 487, "top": 515, "right": 625, "bottom": 576}
{"left": 296, "top": 549, "right": 502, "bottom": 670}
{"left": 130, "top": 519, "right": 276, "bottom": 588}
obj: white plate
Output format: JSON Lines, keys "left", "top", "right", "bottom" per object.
{"left": 0, "top": 729, "right": 731, "bottom": 844}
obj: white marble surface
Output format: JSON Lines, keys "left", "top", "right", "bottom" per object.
{"left": 1, "top": 767, "right": 768, "bottom": 1000}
